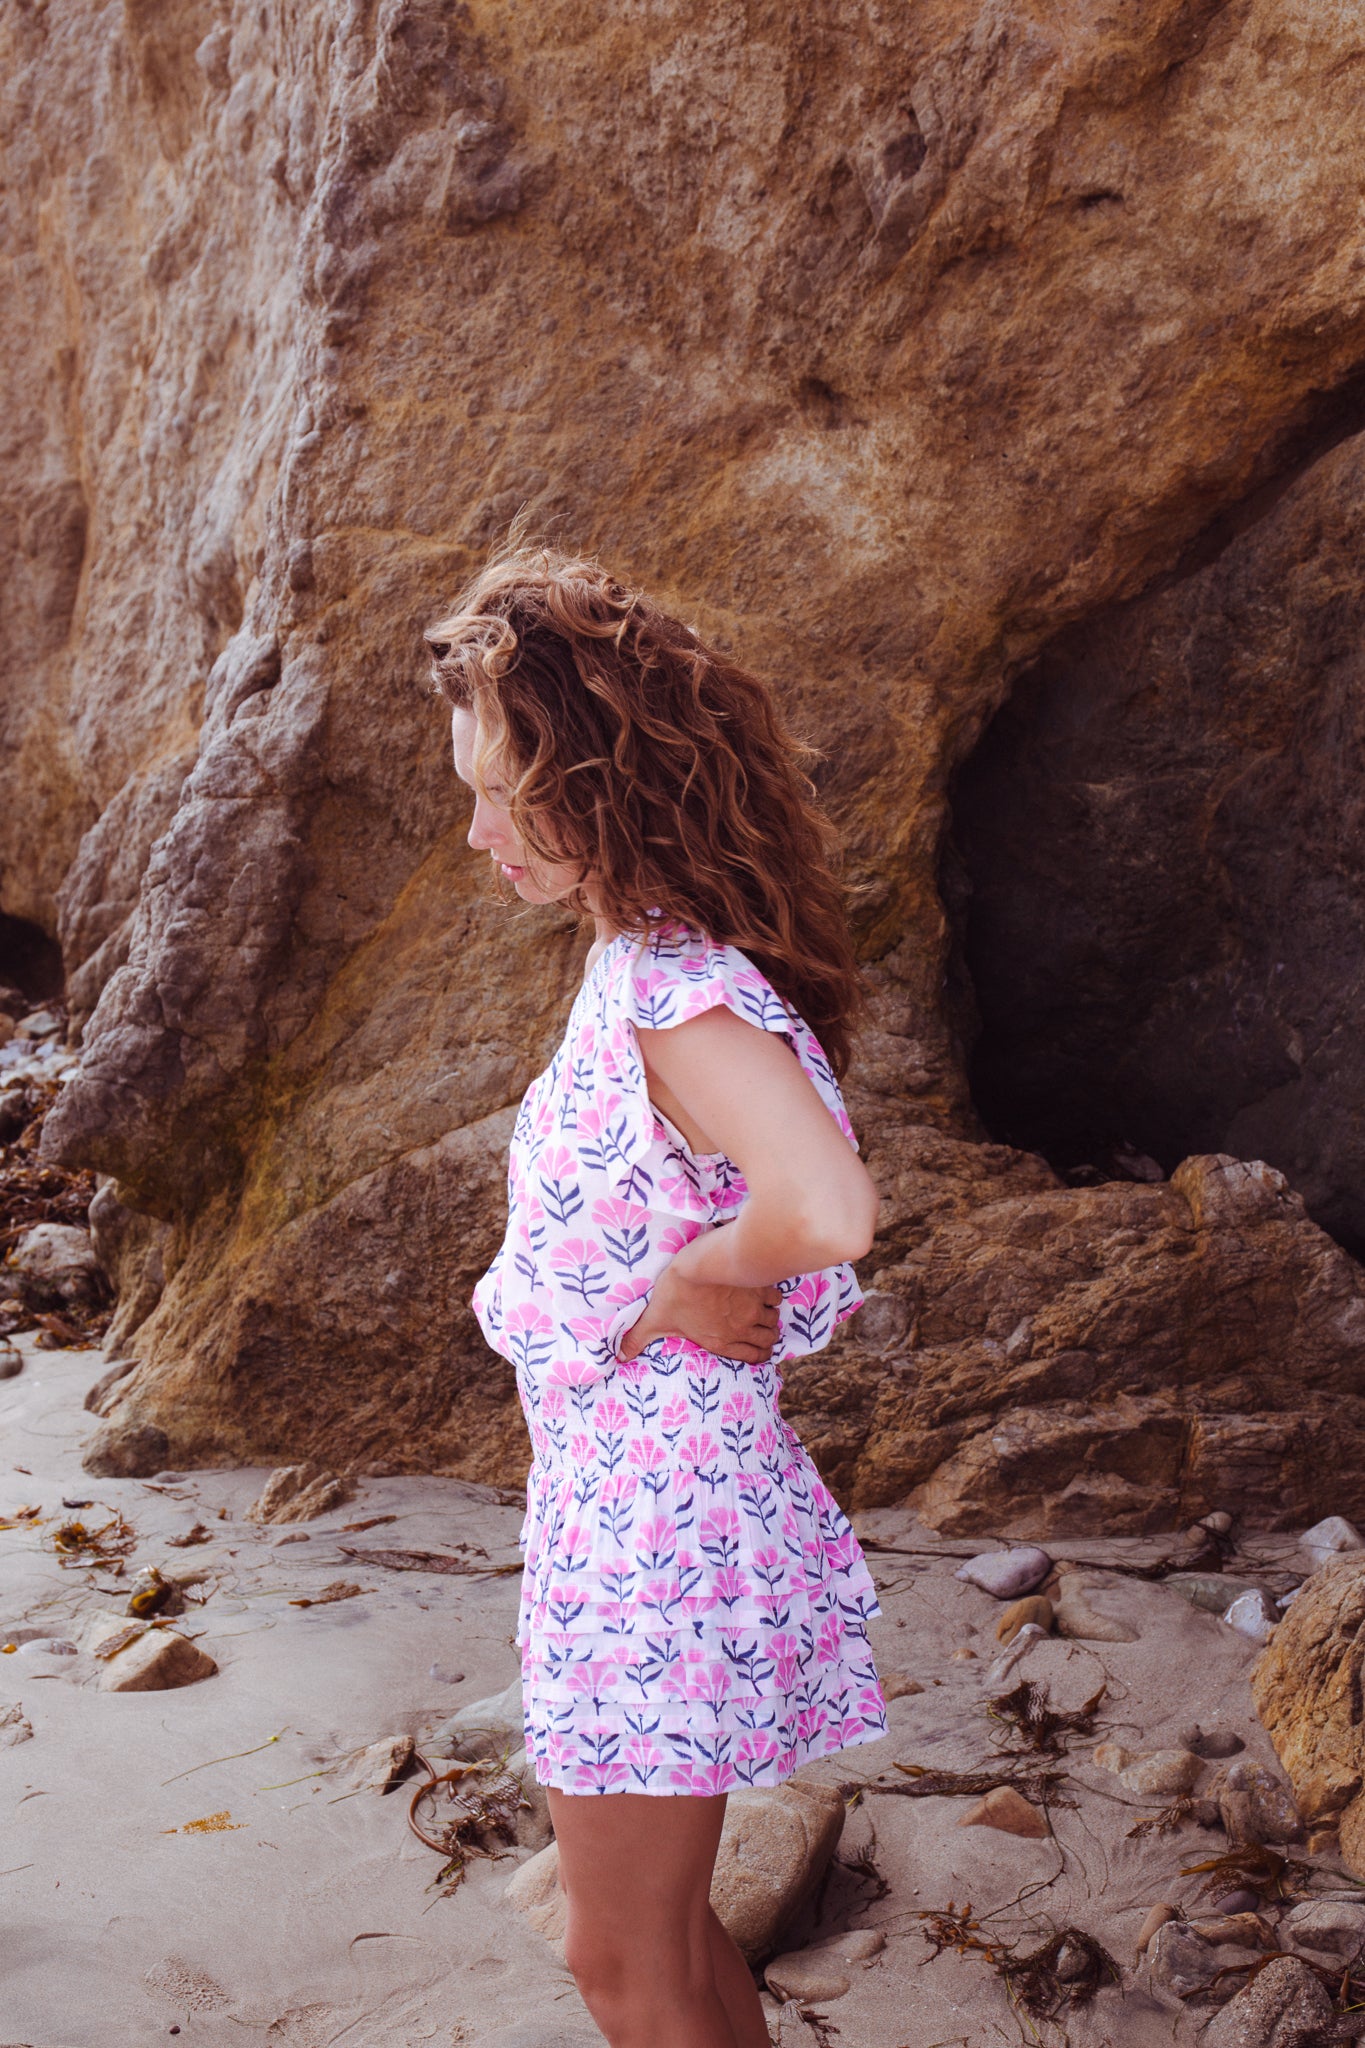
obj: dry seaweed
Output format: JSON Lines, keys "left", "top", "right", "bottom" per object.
{"left": 1127, "top": 1797, "right": 1197, "bottom": 1838}
{"left": 407, "top": 1752, "right": 526, "bottom": 1895}
{"left": 918, "top": 1904, "right": 1119, "bottom": 2020}
{"left": 988, "top": 1680, "right": 1107, "bottom": 1756}
{"left": 47, "top": 1510, "right": 136, "bottom": 1565}
{"left": 287, "top": 1580, "right": 371, "bottom": 1609}
{"left": 1180, "top": 1843, "right": 1316, "bottom": 1903}
{"left": 340, "top": 1545, "right": 521, "bottom": 1578}
{"left": 879, "top": 1762, "right": 1065, "bottom": 1801}
{"left": 0, "top": 1078, "right": 111, "bottom": 1345}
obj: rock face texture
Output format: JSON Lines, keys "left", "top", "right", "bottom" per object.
{"left": 6, "top": 1, "right": 1365, "bottom": 1516}
{"left": 1253, "top": 1555, "right": 1365, "bottom": 1877}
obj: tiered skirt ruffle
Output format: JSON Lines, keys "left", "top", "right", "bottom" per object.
{"left": 515, "top": 1417, "right": 889, "bottom": 1795}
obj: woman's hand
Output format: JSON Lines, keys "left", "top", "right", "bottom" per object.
{"left": 617, "top": 1259, "right": 782, "bottom": 1365}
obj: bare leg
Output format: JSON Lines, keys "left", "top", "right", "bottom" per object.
{"left": 707, "top": 1906, "right": 771, "bottom": 2048}
{"left": 548, "top": 1788, "right": 763, "bottom": 2048}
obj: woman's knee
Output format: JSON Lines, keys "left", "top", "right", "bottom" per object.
{"left": 564, "top": 1913, "right": 710, "bottom": 2012}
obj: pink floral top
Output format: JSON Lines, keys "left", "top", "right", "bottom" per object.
{"left": 472, "top": 923, "right": 864, "bottom": 1388}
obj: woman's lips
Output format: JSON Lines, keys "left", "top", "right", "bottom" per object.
{"left": 500, "top": 861, "right": 526, "bottom": 879}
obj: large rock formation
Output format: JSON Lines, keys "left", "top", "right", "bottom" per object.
{"left": 6, "top": 0, "right": 1365, "bottom": 1519}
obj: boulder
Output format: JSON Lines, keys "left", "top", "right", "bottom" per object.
{"left": 1146, "top": 1921, "right": 1251, "bottom": 2003}
{"left": 244, "top": 1463, "right": 352, "bottom": 1524}
{"left": 1252, "top": 1554, "right": 1365, "bottom": 1862}
{"left": 98, "top": 1629, "right": 217, "bottom": 1693}
{"left": 1201, "top": 1955, "right": 1336, "bottom": 2048}
{"left": 81, "top": 1419, "right": 170, "bottom": 1479}
{"left": 346, "top": 1735, "right": 413, "bottom": 1792}
{"left": 83, "top": 1357, "right": 137, "bottom": 1415}
{"left": 6, "top": 1224, "right": 106, "bottom": 1312}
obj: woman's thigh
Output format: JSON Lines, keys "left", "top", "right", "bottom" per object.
{"left": 548, "top": 1789, "right": 727, "bottom": 1951}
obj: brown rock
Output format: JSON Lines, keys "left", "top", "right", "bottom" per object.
{"left": 346, "top": 1734, "right": 414, "bottom": 1793}
{"left": 996, "top": 1595, "right": 1053, "bottom": 1646}
{"left": 6, "top": 1224, "right": 107, "bottom": 1313}
{"left": 244, "top": 1463, "right": 352, "bottom": 1525}
{"left": 880, "top": 1670, "right": 924, "bottom": 1700}
{"left": 7, "top": 2, "right": 1365, "bottom": 1517}
{"left": 1252, "top": 1554, "right": 1365, "bottom": 1857}
{"left": 81, "top": 1419, "right": 170, "bottom": 1479}
{"left": 97, "top": 1629, "right": 217, "bottom": 1693}
{"left": 1134, "top": 1903, "right": 1176, "bottom": 1958}
{"left": 957, "top": 1786, "right": 1049, "bottom": 1839}
{"left": 1118, "top": 1749, "right": 1203, "bottom": 1800}
{"left": 1053, "top": 1572, "right": 1140, "bottom": 1644}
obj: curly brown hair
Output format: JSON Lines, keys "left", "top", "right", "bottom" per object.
{"left": 425, "top": 544, "right": 864, "bottom": 1076}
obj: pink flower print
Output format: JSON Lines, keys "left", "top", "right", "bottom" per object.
{"left": 548, "top": 1359, "right": 608, "bottom": 1393}
{"left": 558, "top": 1523, "right": 591, "bottom": 1574}
{"left": 540, "top": 1387, "right": 567, "bottom": 1418}
{"left": 549, "top": 1236, "right": 608, "bottom": 1305}
{"left": 627, "top": 1434, "right": 667, "bottom": 1476}
{"left": 575, "top": 1757, "right": 630, "bottom": 1793}
{"left": 660, "top": 1221, "right": 702, "bottom": 1256}
{"left": 625, "top": 1734, "right": 664, "bottom": 1784}
{"left": 566, "top": 1657, "right": 622, "bottom": 1704}
{"left": 502, "top": 1302, "right": 555, "bottom": 1376}
{"left": 592, "top": 1396, "right": 630, "bottom": 1435}
{"left": 659, "top": 1162, "right": 711, "bottom": 1215}
{"left": 679, "top": 1432, "right": 721, "bottom": 1477}
{"left": 698, "top": 1507, "right": 740, "bottom": 1568}
{"left": 734, "top": 1731, "right": 780, "bottom": 1783}
{"left": 537, "top": 1146, "right": 584, "bottom": 1226}
{"left": 630, "top": 967, "right": 680, "bottom": 1028}
{"left": 568, "top": 1433, "right": 595, "bottom": 1467}
{"left": 711, "top": 1565, "right": 752, "bottom": 1609}
{"left": 590, "top": 1197, "right": 651, "bottom": 1271}
{"left": 816, "top": 1612, "right": 843, "bottom": 1665}
{"left": 684, "top": 1758, "right": 739, "bottom": 1795}
{"left": 769, "top": 1632, "right": 800, "bottom": 1691}
{"left": 634, "top": 1516, "right": 677, "bottom": 1570}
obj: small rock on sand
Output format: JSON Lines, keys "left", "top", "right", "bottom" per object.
{"left": 1147, "top": 1920, "right": 1251, "bottom": 2001}
{"left": 1093, "top": 1741, "right": 1137, "bottom": 1774}
{"left": 1179, "top": 1723, "right": 1245, "bottom": 1759}
{"left": 1223, "top": 1589, "right": 1279, "bottom": 1643}
{"left": 880, "top": 1669, "right": 924, "bottom": 1699}
{"left": 347, "top": 1734, "right": 413, "bottom": 1791}
{"left": 0, "top": 1341, "right": 22, "bottom": 1379}
{"left": 1118, "top": 1748, "right": 1204, "bottom": 1798}
{"left": 1281, "top": 1897, "right": 1365, "bottom": 1959}
{"left": 81, "top": 1419, "right": 170, "bottom": 1478}
{"left": 1215, "top": 1760, "right": 1301, "bottom": 1846}
{"left": 98, "top": 1629, "right": 217, "bottom": 1693}
{"left": 0, "top": 1700, "right": 33, "bottom": 1745}
{"left": 764, "top": 1927, "right": 885, "bottom": 2004}
{"left": 1202, "top": 1954, "right": 1334, "bottom": 2046}
{"left": 8, "top": 1222, "right": 107, "bottom": 1311}
{"left": 954, "top": 1546, "right": 1052, "bottom": 1599}
{"left": 957, "top": 1785, "right": 1049, "bottom": 1838}
{"left": 996, "top": 1595, "right": 1053, "bottom": 1645}
{"left": 1135, "top": 1903, "right": 1176, "bottom": 1956}
{"left": 764, "top": 1953, "right": 852, "bottom": 2003}
{"left": 244, "top": 1462, "right": 352, "bottom": 1524}
{"left": 1166, "top": 1573, "right": 1274, "bottom": 1616}
{"left": 1186, "top": 1913, "right": 1269, "bottom": 1948}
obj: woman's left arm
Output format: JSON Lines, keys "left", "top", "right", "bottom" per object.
{"left": 637, "top": 1004, "right": 879, "bottom": 1286}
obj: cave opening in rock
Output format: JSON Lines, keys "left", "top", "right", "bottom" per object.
{"left": 0, "top": 911, "right": 63, "bottom": 1004}
{"left": 945, "top": 426, "right": 1365, "bottom": 1260}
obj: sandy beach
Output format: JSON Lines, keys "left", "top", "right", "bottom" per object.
{"left": 4, "top": 1329, "right": 1345, "bottom": 2048}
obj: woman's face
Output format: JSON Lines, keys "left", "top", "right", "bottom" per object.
{"left": 451, "top": 707, "right": 587, "bottom": 907}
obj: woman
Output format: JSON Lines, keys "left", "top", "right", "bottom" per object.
{"left": 427, "top": 546, "right": 888, "bottom": 2048}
